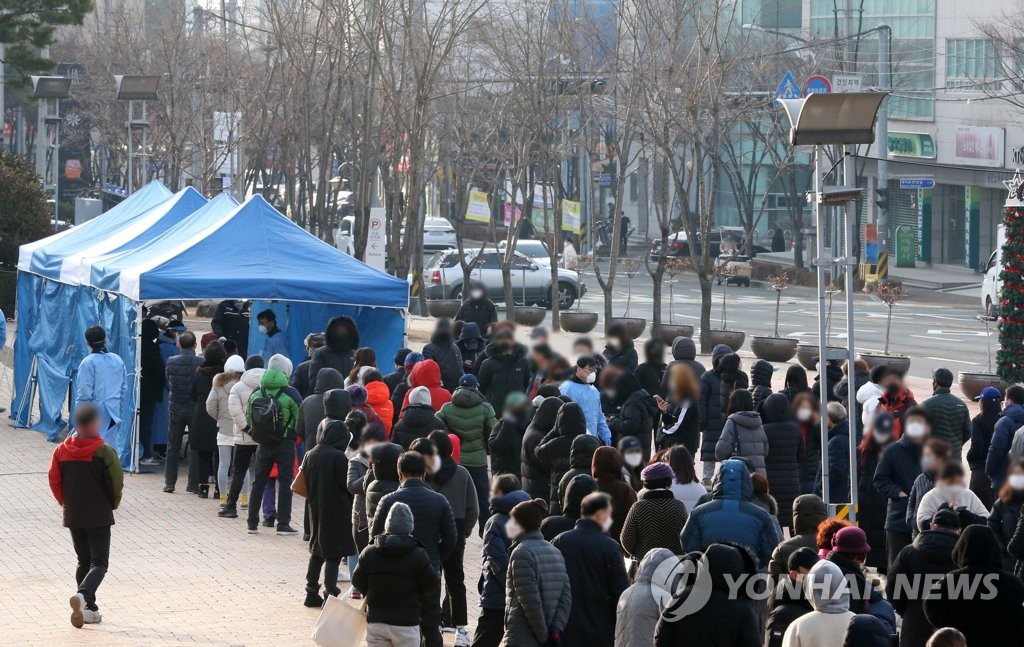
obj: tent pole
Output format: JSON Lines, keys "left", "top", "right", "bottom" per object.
{"left": 131, "top": 302, "right": 143, "bottom": 474}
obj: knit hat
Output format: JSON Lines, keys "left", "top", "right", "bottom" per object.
{"left": 267, "top": 353, "right": 293, "bottom": 376}
{"left": 931, "top": 508, "right": 961, "bottom": 530}
{"left": 504, "top": 391, "right": 528, "bottom": 408}
{"left": 224, "top": 355, "right": 245, "bottom": 373}
{"left": 409, "top": 386, "right": 432, "bottom": 407}
{"left": 244, "top": 355, "right": 264, "bottom": 370}
{"left": 404, "top": 351, "right": 425, "bottom": 369}
{"left": 385, "top": 501, "right": 415, "bottom": 535}
{"left": 346, "top": 384, "right": 368, "bottom": 406}
{"left": 640, "top": 461, "right": 675, "bottom": 483}
{"left": 510, "top": 498, "right": 548, "bottom": 533}
{"left": 832, "top": 526, "right": 871, "bottom": 554}
{"left": 530, "top": 326, "right": 548, "bottom": 339}
{"left": 459, "top": 374, "right": 479, "bottom": 389}
{"left": 787, "top": 546, "right": 820, "bottom": 572}
{"left": 394, "top": 348, "right": 412, "bottom": 366}
{"left": 201, "top": 331, "right": 220, "bottom": 351}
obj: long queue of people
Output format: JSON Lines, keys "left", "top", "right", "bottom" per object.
{"left": 50, "top": 299, "right": 1024, "bottom": 645}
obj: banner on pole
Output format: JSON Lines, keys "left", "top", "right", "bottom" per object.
{"left": 563, "top": 200, "right": 581, "bottom": 234}
{"left": 465, "top": 190, "right": 491, "bottom": 223}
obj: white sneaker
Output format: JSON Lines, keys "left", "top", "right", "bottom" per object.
{"left": 70, "top": 593, "right": 85, "bottom": 628}
{"left": 82, "top": 609, "right": 102, "bottom": 624}
{"left": 338, "top": 568, "right": 352, "bottom": 583}
{"left": 455, "top": 627, "right": 470, "bottom": 647}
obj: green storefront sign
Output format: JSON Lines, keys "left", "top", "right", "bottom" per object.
{"left": 895, "top": 226, "right": 916, "bottom": 268}
{"left": 888, "top": 132, "right": 936, "bottom": 158}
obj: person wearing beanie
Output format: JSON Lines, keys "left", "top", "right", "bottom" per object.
{"left": 423, "top": 318, "right": 465, "bottom": 391}
{"left": 503, "top": 498, "right": 572, "bottom": 647}
{"left": 221, "top": 355, "right": 266, "bottom": 515}
{"left": 392, "top": 385, "right": 448, "bottom": 449}
{"left": 437, "top": 374, "right": 496, "bottom": 534}
{"left": 385, "top": 348, "right": 413, "bottom": 394}
{"left": 244, "top": 353, "right": 302, "bottom": 535}
{"left": 620, "top": 462, "right": 689, "bottom": 561}
{"left": 487, "top": 391, "right": 530, "bottom": 479}
{"left": 400, "top": 358, "right": 452, "bottom": 413}
{"left": 74, "top": 325, "right": 128, "bottom": 451}
{"left": 352, "top": 501, "right": 439, "bottom": 647}
{"left": 765, "top": 547, "right": 820, "bottom": 647}
{"left": 697, "top": 343, "right": 733, "bottom": 484}
{"left": 749, "top": 359, "right": 775, "bottom": 412}
{"left": 346, "top": 383, "right": 385, "bottom": 432}
{"left": 206, "top": 353, "right": 245, "bottom": 506}
{"left": 827, "top": 526, "right": 896, "bottom": 632}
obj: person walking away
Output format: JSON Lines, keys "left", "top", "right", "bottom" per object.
{"left": 365, "top": 442, "right": 403, "bottom": 530}
{"left": 552, "top": 492, "right": 630, "bottom": 647}
{"left": 353, "top": 502, "right": 440, "bottom": 647}
{"left": 478, "top": 328, "right": 530, "bottom": 414}
{"left": 780, "top": 559, "right": 855, "bottom": 647}
{"left": 654, "top": 543, "right": 762, "bottom": 647}
{"left": 401, "top": 358, "right": 453, "bottom": 412}
{"left": 437, "top": 374, "right": 495, "bottom": 534}
{"left": 772, "top": 225, "right": 786, "bottom": 252}
{"left": 301, "top": 387, "right": 353, "bottom": 540}
{"left": 554, "top": 433, "right": 601, "bottom": 511}
{"left": 138, "top": 319, "right": 166, "bottom": 465}
{"left": 501, "top": 498, "right": 572, "bottom": 647}
{"left": 190, "top": 342, "right": 227, "bottom": 498}
{"left": 859, "top": 412, "right": 895, "bottom": 572}
{"left": 989, "top": 459, "right": 1024, "bottom": 571}
{"left": 717, "top": 352, "right": 749, "bottom": 407}
{"left": 384, "top": 348, "right": 412, "bottom": 395}
{"left": 697, "top": 344, "right": 732, "bottom": 484}
{"left": 986, "top": 384, "right": 1024, "bottom": 492}
{"left": 207, "top": 354, "right": 244, "bottom": 506}
{"left": 591, "top": 446, "right": 637, "bottom": 543}
{"left": 488, "top": 392, "right": 529, "bottom": 479}
{"left": 520, "top": 396, "right": 562, "bottom": 499}
{"left": 768, "top": 494, "right": 828, "bottom": 578}
{"left": 455, "top": 282, "right": 498, "bottom": 336}
{"left": 295, "top": 368, "right": 346, "bottom": 457}
{"left": 765, "top": 547, "right": 820, "bottom": 647}
{"left": 620, "top": 462, "right": 689, "bottom": 561}
{"left": 790, "top": 392, "right": 821, "bottom": 495}
{"left": 657, "top": 363, "right": 700, "bottom": 453}
{"left": 781, "top": 365, "right": 810, "bottom": 402}
{"left": 474, "top": 475, "right": 529, "bottom": 647}
{"left": 371, "top": 451, "right": 458, "bottom": 647}
{"left": 362, "top": 369, "right": 395, "bottom": 436}
{"left": 634, "top": 338, "right": 667, "bottom": 399}
{"left": 348, "top": 424, "right": 386, "bottom": 591}
{"left": 423, "top": 318, "right": 464, "bottom": 391}
{"left": 559, "top": 356, "right": 612, "bottom": 446}
{"left": 608, "top": 372, "right": 658, "bottom": 463}
{"left": 874, "top": 408, "right": 928, "bottom": 570}
{"left": 245, "top": 353, "right": 302, "bottom": 535}
{"left": 906, "top": 436, "right": 950, "bottom": 538}
{"left": 915, "top": 462, "right": 989, "bottom": 532}
{"left": 48, "top": 404, "right": 123, "bottom": 628}
{"left": 345, "top": 347, "right": 377, "bottom": 388}
{"left": 835, "top": 359, "right": 870, "bottom": 441}
{"left": 665, "top": 446, "right": 707, "bottom": 511}
{"left": 749, "top": 359, "right": 775, "bottom": 412}
{"left": 660, "top": 336, "right": 706, "bottom": 396}
{"left": 602, "top": 322, "right": 638, "bottom": 372}
{"left": 886, "top": 508, "right": 959, "bottom": 647}
{"left": 211, "top": 299, "right": 251, "bottom": 357}
{"left": 456, "top": 323, "right": 486, "bottom": 372}
{"left": 301, "top": 405, "right": 355, "bottom": 607}
{"left": 541, "top": 474, "right": 599, "bottom": 541}
{"left": 220, "top": 355, "right": 263, "bottom": 517}
{"left": 535, "top": 402, "right": 588, "bottom": 513}
{"left": 814, "top": 402, "right": 851, "bottom": 505}
{"left": 920, "top": 368, "right": 971, "bottom": 461}
{"left": 164, "top": 331, "right": 204, "bottom": 493}
{"left": 923, "top": 525, "right": 1024, "bottom": 644}
{"left": 968, "top": 387, "right": 1002, "bottom": 508}
{"left": 309, "top": 315, "right": 359, "bottom": 384}
{"left": 255, "top": 309, "right": 289, "bottom": 364}
{"left": 614, "top": 547, "right": 676, "bottom": 647}
{"left": 825, "top": 526, "right": 896, "bottom": 631}
{"left": 716, "top": 389, "right": 769, "bottom": 476}
{"left": 290, "top": 333, "right": 326, "bottom": 399}
{"left": 393, "top": 386, "right": 447, "bottom": 449}
{"left": 75, "top": 326, "right": 128, "bottom": 445}
{"left": 761, "top": 393, "right": 803, "bottom": 532}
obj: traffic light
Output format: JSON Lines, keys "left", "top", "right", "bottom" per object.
{"left": 875, "top": 187, "right": 889, "bottom": 211}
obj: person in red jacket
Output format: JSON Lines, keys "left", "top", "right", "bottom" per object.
{"left": 48, "top": 403, "right": 124, "bottom": 628}
{"left": 401, "top": 359, "right": 452, "bottom": 412}
{"left": 362, "top": 369, "right": 395, "bottom": 436}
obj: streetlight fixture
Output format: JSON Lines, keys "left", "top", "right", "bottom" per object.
{"left": 31, "top": 75, "right": 72, "bottom": 224}
{"left": 114, "top": 74, "right": 161, "bottom": 193}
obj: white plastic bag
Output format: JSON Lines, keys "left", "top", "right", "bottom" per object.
{"left": 311, "top": 595, "right": 367, "bottom": 647}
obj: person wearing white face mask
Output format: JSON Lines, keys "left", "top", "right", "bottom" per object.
{"left": 873, "top": 407, "right": 932, "bottom": 570}
{"left": 454, "top": 282, "right": 497, "bottom": 338}
{"left": 916, "top": 462, "right": 990, "bottom": 533}
{"left": 987, "top": 459, "right": 1024, "bottom": 571}
{"left": 906, "top": 437, "right": 952, "bottom": 539}
{"left": 559, "top": 356, "right": 612, "bottom": 447}
{"left": 552, "top": 492, "right": 630, "bottom": 647}
{"left": 255, "top": 309, "right": 289, "bottom": 365}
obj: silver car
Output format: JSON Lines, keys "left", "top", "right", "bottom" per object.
{"left": 423, "top": 249, "right": 585, "bottom": 309}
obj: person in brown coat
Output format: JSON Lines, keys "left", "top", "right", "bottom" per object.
{"left": 591, "top": 446, "right": 637, "bottom": 544}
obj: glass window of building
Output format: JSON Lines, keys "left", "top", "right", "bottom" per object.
{"left": 945, "top": 39, "right": 1002, "bottom": 93}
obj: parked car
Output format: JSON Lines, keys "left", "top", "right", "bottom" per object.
{"left": 334, "top": 215, "right": 356, "bottom": 256}
{"left": 497, "top": 239, "right": 557, "bottom": 266}
{"left": 981, "top": 224, "right": 1005, "bottom": 318}
{"left": 422, "top": 249, "right": 585, "bottom": 309}
{"left": 423, "top": 217, "right": 457, "bottom": 250}
{"left": 649, "top": 226, "right": 771, "bottom": 261}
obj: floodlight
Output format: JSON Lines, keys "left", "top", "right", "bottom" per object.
{"left": 779, "top": 92, "right": 887, "bottom": 146}
{"left": 30, "top": 76, "right": 71, "bottom": 99}
{"left": 115, "top": 74, "right": 161, "bottom": 101}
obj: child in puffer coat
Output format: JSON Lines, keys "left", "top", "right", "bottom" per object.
{"left": 361, "top": 369, "right": 394, "bottom": 436}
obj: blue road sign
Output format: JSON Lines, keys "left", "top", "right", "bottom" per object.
{"left": 899, "top": 178, "right": 935, "bottom": 190}
{"left": 775, "top": 71, "right": 802, "bottom": 101}
{"left": 803, "top": 75, "right": 832, "bottom": 96}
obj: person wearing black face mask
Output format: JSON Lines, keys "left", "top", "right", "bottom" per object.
{"left": 488, "top": 392, "right": 530, "bottom": 479}
{"left": 477, "top": 327, "right": 531, "bottom": 414}
{"left": 858, "top": 413, "right": 895, "bottom": 573}
{"left": 423, "top": 318, "right": 464, "bottom": 391}
{"left": 454, "top": 282, "right": 497, "bottom": 337}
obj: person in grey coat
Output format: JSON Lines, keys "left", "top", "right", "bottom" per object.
{"left": 296, "top": 367, "right": 346, "bottom": 452}
{"left": 615, "top": 548, "right": 676, "bottom": 647}
{"left": 715, "top": 389, "right": 769, "bottom": 476}
{"left": 422, "top": 318, "right": 464, "bottom": 392}
{"left": 697, "top": 344, "right": 732, "bottom": 483}
{"left": 502, "top": 499, "right": 572, "bottom": 647}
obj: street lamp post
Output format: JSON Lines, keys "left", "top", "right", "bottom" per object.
{"left": 115, "top": 75, "right": 161, "bottom": 194}
{"left": 30, "top": 76, "right": 72, "bottom": 225}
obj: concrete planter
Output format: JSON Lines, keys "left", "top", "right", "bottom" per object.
{"left": 957, "top": 372, "right": 1007, "bottom": 401}
{"left": 750, "top": 336, "right": 798, "bottom": 362}
{"left": 861, "top": 353, "right": 912, "bottom": 375}
{"left": 706, "top": 330, "right": 745, "bottom": 351}
{"left": 561, "top": 311, "right": 599, "bottom": 333}
{"left": 512, "top": 306, "right": 547, "bottom": 327}
{"left": 610, "top": 317, "right": 647, "bottom": 339}
{"left": 426, "top": 299, "right": 461, "bottom": 319}
{"left": 657, "top": 324, "right": 695, "bottom": 344}
{"left": 796, "top": 344, "right": 849, "bottom": 370}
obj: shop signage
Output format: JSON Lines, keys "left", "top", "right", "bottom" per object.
{"left": 954, "top": 125, "right": 1004, "bottom": 168}
{"left": 887, "top": 132, "right": 936, "bottom": 159}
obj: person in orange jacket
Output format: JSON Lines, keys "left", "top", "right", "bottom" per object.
{"left": 401, "top": 359, "right": 452, "bottom": 412}
{"left": 362, "top": 369, "right": 394, "bottom": 436}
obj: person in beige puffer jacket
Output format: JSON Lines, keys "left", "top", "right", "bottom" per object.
{"left": 207, "top": 355, "right": 244, "bottom": 504}
{"left": 219, "top": 356, "right": 265, "bottom": 517}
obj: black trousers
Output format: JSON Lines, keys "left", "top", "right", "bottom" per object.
{"left": 464, "top": 466, "right": 489, "bottom": 535}
{"left": 164, "top": 412, "right": 196, "bottom": 489}
{"left": 225, "top": 444, "right": 257, "bottom": 506}
{"left": 306, "top": 554, "right": 341, "bottom": 597}
{"left": 70, "top": 527, "right": 110, "bottom": 611}
{"left": 886, "top": 530, "right": 912, "bottom": 571}
{"left": 471, "top": 607, "right": 505, "bottom": 647}
{"left": 247, "top": 441, "right": 295, "bottom": 529}
{"left": 441, "top": 532, "right": 468, "bottom": 626}
{"left": 421, "top": 567, "right": 443, "bottom": 647}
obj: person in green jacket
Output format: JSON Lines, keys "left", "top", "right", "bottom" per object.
{"left": 921, "top": 368, "right": 971, "bottom": 461}
{"left": 437, "top": 373, "right": 496, "bottom": 534}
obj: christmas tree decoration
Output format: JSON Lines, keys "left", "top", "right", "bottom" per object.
{"left": 997, "top": 170, "right": 1024, "bottom": 382}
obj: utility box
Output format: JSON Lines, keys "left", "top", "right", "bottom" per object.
{"left": 74, "top": 198, "right": 103, "bottom": 226}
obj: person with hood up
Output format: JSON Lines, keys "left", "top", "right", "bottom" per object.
{"left": 658, "top": 362, "right": 701, "bottom": 453}
{"left": 437, "top": 373, "right": 496, "bottom": 534}
{"left": 501, "top": 498, "right": 572, "bottom": 647}
{"left": 455, "top": 322, "right": 486, "bottom": 372}
{"left": 814, "top": 401, "right": 851, "bottom": 504}
{"left": 761, "top": 393, "right": 804, "bottom": 531}
{"left": 384, "top": 348, "right": 412, "bottom": 395}
{"left": 886, "top": 508, "right": 959, "bottom": 647}
{"left": 300, "top": 405, "right": 355, "bottom": 607}
{"left": 554, "top": 433, "right": 602, "bottom": 512}
{"left": 138, "top": 319, "right": 166, "bottom": 466}
{"left": 475, "top": 475, "right": 530, "bottom": 647}
{"left": 552, "top": 492, "right": 630, "bottom": 647}
{"left": 602, "top": 322, "right": 638, "bottom": 372}
{"left": 541, "top": 474, "right": 600, "bottom": 540}
{"left": 352, "top": 502, "right": 439, "bottom": 647}
{"left": 615, "top": 547, "right": 676, "bottom": 647}
{"left": 780, "top": 559, "right": 854, "bottom": 647}
{"left": 921, "top": 368, "right": 971, "bottom": 461}
{"left": 477, "top": 327, "right": 531, "bottom": 414}
{"left": 698, "top": 344, "right": 733, "bottom": 484}
{"left": 190, "top": 341, "right": 227, "bottom": 498}
{"left": 716, "top": 389, "right": 769, "bottom": 476}
{"left": 521, "top": 396, "right": 562, "bottom": 499}
{"left": 401, "top": 358, "right": 452, "bottom": 412}
{"left": 245, "top": 354, "right": 302, "bottom": 535}
{"left": 535, "top": 402, "right": 588, "bottom": 509}
{"left": 392, "top": 386, "right": 447, "bottom": 449}
{"left": 680, "top": 458, "right": 782, "bottom": 570}
{"left": 75, "top": 325, "right": 129, "bottom": 449}
{"left": 825, "top": 526, "right": 896, "bottom": 632}
{"left": 423, "top": 318, "right": 464, "bottom": 391}
{"left": 361, "top": 369, "right": 394, "bottom": 436}
{"left": 348, "top": 425, "right": 386, "bottom": 582}
{"left": 748, "top": 359, "right": 775, "bottom": 412}
{"left": 859, "top": 412, "right": 896, "bottom": 572}
{"left": 295, "top": 368, "right": 346, "bottom": 453}
{"left": 487, "top": 392, "right": 530, "bottom": 479}
{"left": 220, "top": 356, "right": 264, "bottom": 518}
{"left": 923, "top": 524, "right": 1024, "bottom": 644}
{"left": 874, "top": 407, "right": 928, "bottom": 568}
{"left": 717, "top": 353, "right": 749, "bottom": 406}
{"left": 765, "top": 547, "right": 820, "bottom": 647}
{"left": 455, "top": 282, "right": 498, "bottom": 336}
{"left": 835, "top": 359, "right": 870, "bottom": 439}
{"left": 308, "top": 315, "right": 358, "bottom": 385}
{"left": 634, "top": 338, "right": 667, "bottom": 399}
{"left": 608, "top": 371, "right": 658, "bottom": 463}
{"left": 986, "top": 384, "right": 1024, "bottom": 491}
{"left": 969, "top": 386, "right": 1002, "bottom": 508}
{"left": 364, "top": 442, "right": 403, "bottom": 529}
{"left": 660, "top": 336, "right": 706, "bottom": 395}
{"left": 989, "top": 459, "right": 1024, "bottom": 571}
{"left": 620, "top": 462, "right": 689, "bottom": 560}
{"left": 768, "top": 494, "right": 828, "bottom": 578}
{"left": 591, "top": 446, "right": 638, "bottom": 543}
{"left": 654, "top": 543, "right": 762, "bottom": 647}
{"left": 811, "top": 359, "right": 844, "bottom": 404}
{"left": 856, "top": 365, "right": 888, "bottom": 434}
{"left": 559, "top": 356, "right": 612, "bottom": 446}
{"left": 300, "top": 388, "right": 353, "bottom": 541}
{"left": 206, "top": 354, "right": 245, "bottom": 506}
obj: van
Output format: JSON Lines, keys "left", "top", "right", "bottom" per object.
{"left": 981, "top": 223, "right": 1005, "bottom": 317}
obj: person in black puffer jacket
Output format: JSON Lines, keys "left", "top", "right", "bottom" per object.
{"left": 541, "top": 474, "right": 599, "bottom": 541}
{"left": 634, "top": 338, "right": 667, "bottom": 399}
{"left": 422, "top": 318, "right": 464, "bottom": 392}
{"left": 521, "top": 397, "right": 563, "bottom": 500}
{"left": 698, "top": 344, "right": 733, "bottom": 481}
{"left": 189, "top": 342, "right": 226, "bottom": 496}
{"left": 392, "top": 386, "right": 447, "bottom": 449}
{"left": 477, "top": 328, "right": 531, "bottom": 413}
{"left": 989, "top": 460, "right": 1024, "bottom": 572}
{"left": 761, "top": 393, "right": 803, "bottom": 532}
{"left": 749, "top": 359, "right": 774, "bottom": 413}
{"left": 535, "top": 402, "right": 587, "bottom": 508}
{"left": 873, "top": 412, "right": 925, "bottom": 570}
{"left": 661, "top": 336, "right": 706, "bottom": 396}
{"left": 475, "top": 483, "right": 530, "bottom": 647}
{"left": 364, "top": 442, "right": 403, "bottom": 530}
{"left": 811, "top": 359, "right": 844, "bottom": 404}
{"left": 555, "top": 433, "right": 602, "bottom": 512}
{"left": 602, "top": 322, "right": 638, "bottom": 372}
{"left": 296, "top": 368, "right": 346, "bottom": 452}
{"left": 487, "top": 392, "right": 530, "bottom": 479}
{"left": 608, "top": 372, "right": 658, "bottom": 463}
{"left": 834, "top": 359, "right": 870, "bottom": 442}
{"left": 308, "top": 316, "right": 358, "bottom": 387}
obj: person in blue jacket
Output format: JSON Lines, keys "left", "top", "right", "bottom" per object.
{"left": 986, "top": 384, "right": 1024, "bottom": 492}
{"left": 559, "top": 356, "right": 611, "bottom": 446}
{"left": 474, "top": 475, "right": 529, "bottom": 647}
{"left": 680, "top": 458, "right": 782, "bottom": 570}
{"left": 814, "top": 401, "right": 851, "bottom": 504}
{"left": 256, "top": 309, "right": 289, "bottom": 364}
{"left": 74, "top": 326, "right": 128, "bottom": 442}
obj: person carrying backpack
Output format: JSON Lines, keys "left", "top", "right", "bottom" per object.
{"left": 245, "top": 354, "right": 302, "bottom": 535}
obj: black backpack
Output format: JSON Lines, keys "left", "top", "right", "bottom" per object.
{"left": 249, "top": 387, "right": 286, "bottom": 445}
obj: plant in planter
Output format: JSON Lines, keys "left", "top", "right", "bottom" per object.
{"left": 512, "top": 256, "right": 547, "bottom": 326}
{"left": 706, "top": 263, "right": 744, "bottom": 351}
{"left": 751, "top": 272, "right": 797, "bottom": 362}
{"left": 797, "top": 280, "right": 851, "bottom": 370}
{"left": 859, "top": 280, "right": 911, "bottom": 374}
{"left": 658, "top": 257, "right": 695, "bottom": 343}
{"left": 425, "top": 257, "right": 462, "bottom": 318}
{"left": 609, "top": 257, "right": 646, "bottom": 338}
{"left": 959, "top": 312, "right": 1007, "bottom": 399}
{"left": 561, "top": 254, "right": 599, "bottom": 333}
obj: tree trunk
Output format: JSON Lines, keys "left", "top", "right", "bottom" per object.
{"left": 698, "top": 272, "right": 713, "bottom": 353}
{"left": 652, "top": 269, "right": 664, "bottom": 334}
